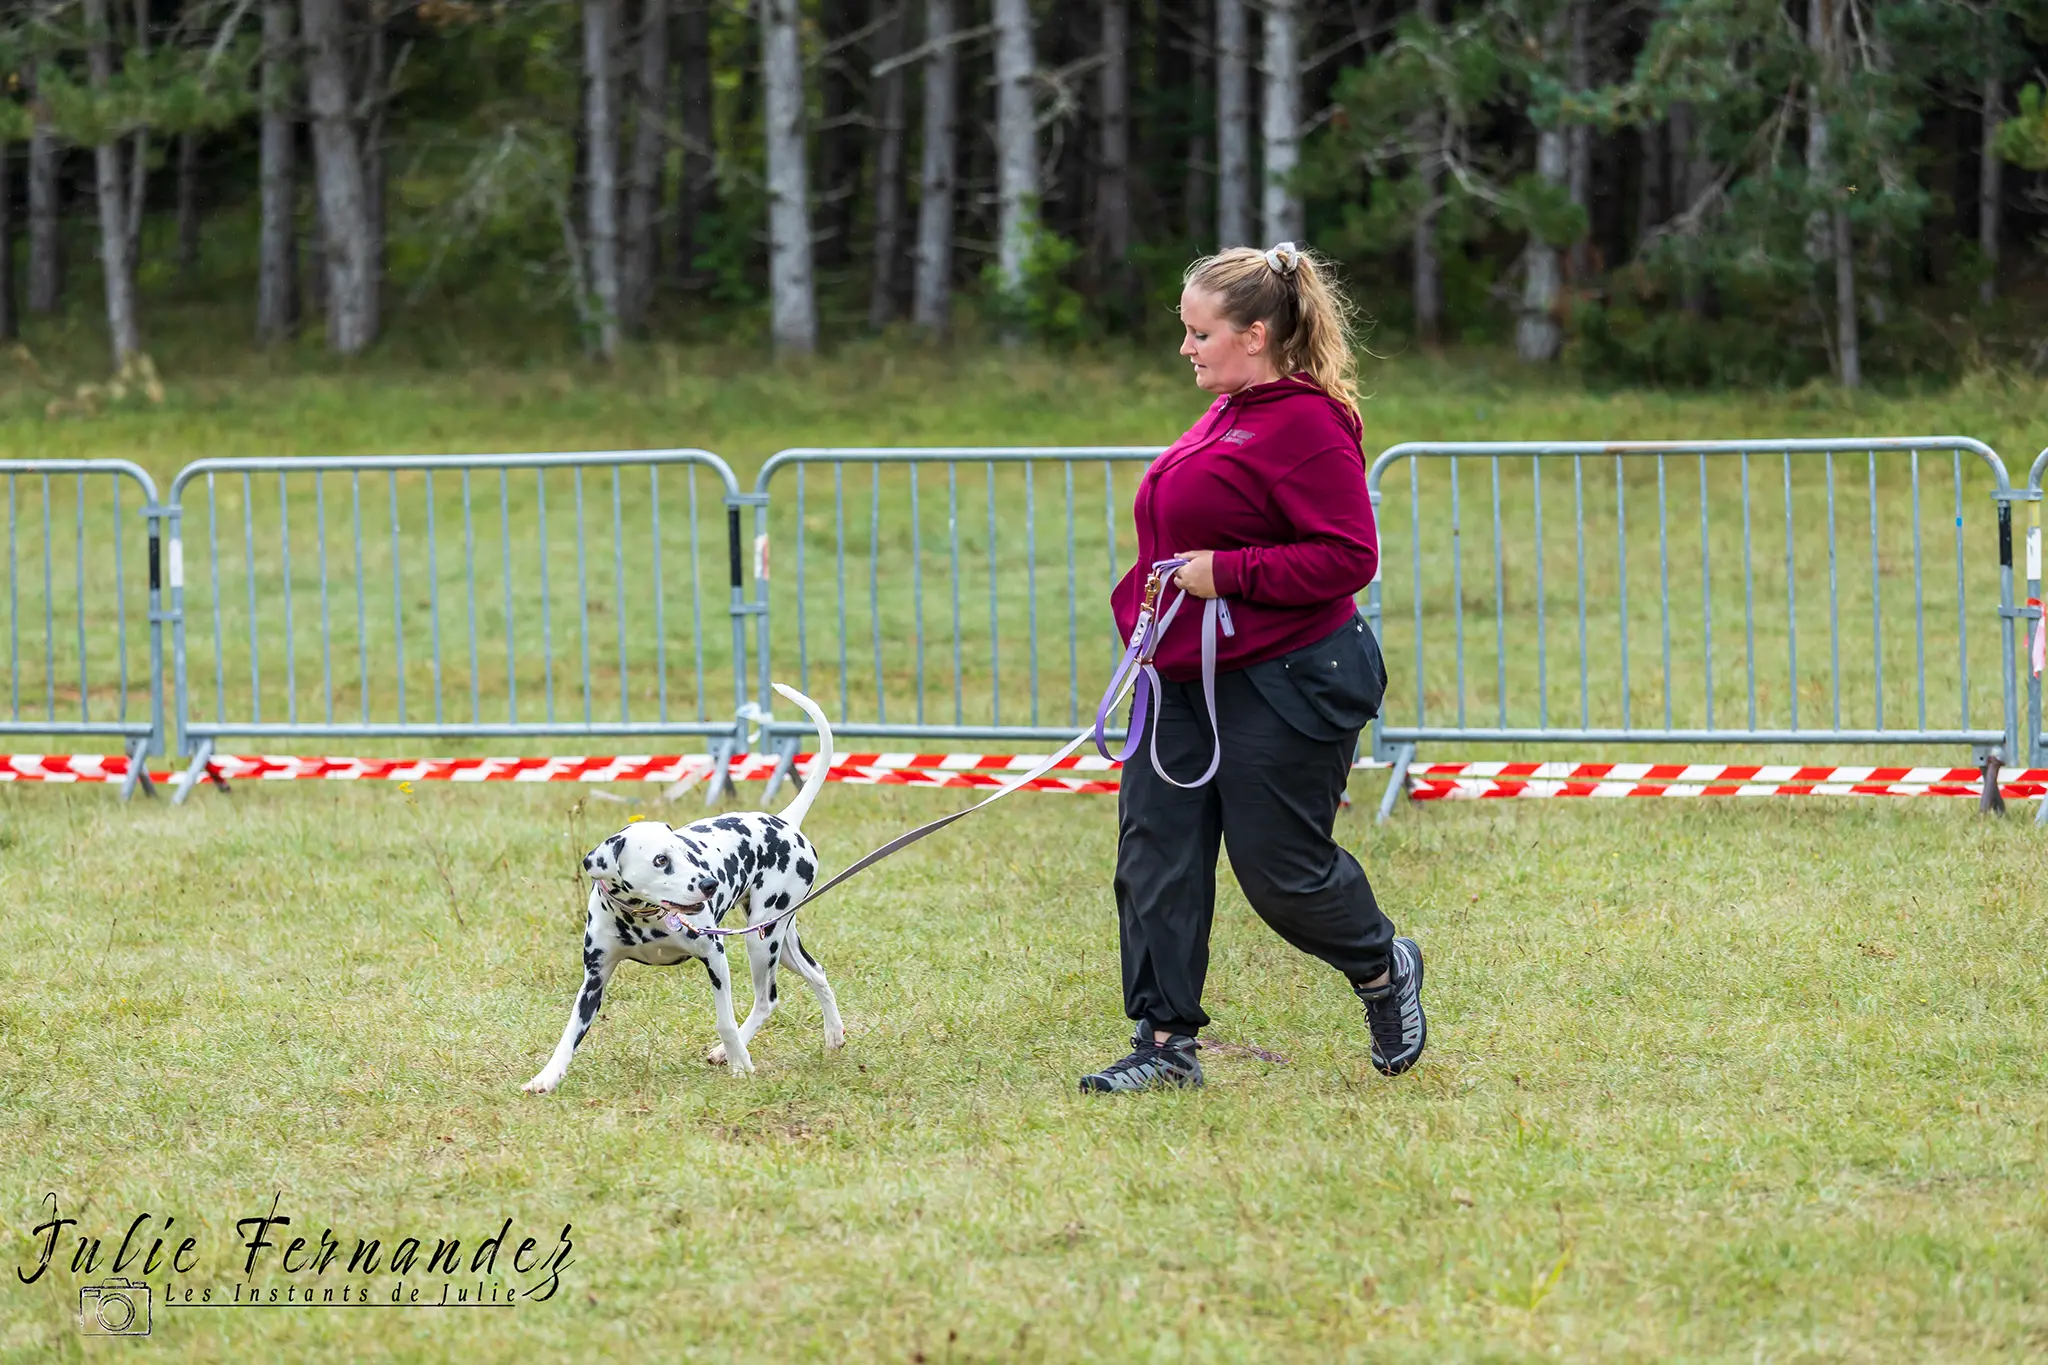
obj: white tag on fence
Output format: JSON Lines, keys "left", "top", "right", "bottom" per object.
{"left": 167, "top": 539, "right": 184, "bottom": 589}
{"left": 2028, "top": 525, "right": 2042, "bottom": 582}
{"left": 753, "top": 533, "right": 770, "bottom": 583}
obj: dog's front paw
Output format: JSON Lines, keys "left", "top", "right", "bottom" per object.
{"left": 825, "top": 1026, "right": 846, "bottom": 1050}
{"left": 704, "top": 1042, "right": 728, "bottom": 1066}
{"left": 522, "top": 1071, "right": 563, "bottom": 1095}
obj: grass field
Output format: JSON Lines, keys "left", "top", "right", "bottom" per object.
{"left": 2, "top": 782, "right": 2045, "bottom": 1362}
{"left": 3, "top": 340, "right": 2048, "bottom": 1359}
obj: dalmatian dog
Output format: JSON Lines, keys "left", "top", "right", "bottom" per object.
{"left": 522, "top": 683, "right": 844, "bottom": 1093}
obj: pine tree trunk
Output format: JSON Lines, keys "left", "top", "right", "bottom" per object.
{"left": 1094, "top": 0, "right": 1130, "bottom": 304}
{"left": 363, "top": 9, "right": 388, "bottom": 291}
{"left": 258, "top": 0, "right": 299, "bottom": 341}
{"left": 992, "top": 0, "right": 1038, "bottom": 302}
{"left": 1259, "top": 0, "right": 1301, "bottom": 245}
{"left": 85, "top": 0, "right": 141, "bottom": 368}
{"left": 175, "top": 133, "right": 200, "bottom": 277}
{"left": 1564, "top": 0, "right": 1590, "bottom": 282}
{"left": 817, "top": 0, "right": 859, "bottom": 273}
{"left": 1411, "top": 0, "right": 1442, "bottom": 346}
{"left": 673, "top": 0, "right": 715, "bottom": 288}
{"left": 1182, "top": 0, "right": 1211, "bottom": 248}
{"left": 27, "top": 86, "right": 59, "bottom": 316}
{"left": 761, "top": 0, "right": 816, "bottom": 352}
{"left": 1634, "top": 120, "right": 1665, "bottom": 247}
{"left": 1980, "top": 69, "right": 2001, "bottom": 306}
{"left": 0, "top": 145, "right": 16, "bottom": 341}
{"left": 302, "top": 0, "right": 378, "bottom": 354}
{"left": 582, "top": 0, "right": 624, "bottom": 356}
{"left": 867, "top": 1, "right": 909, "bottom": 329}
{"left": 1807, "top": 0, "right": 1855, "bottom": 386}
{"left": 1215, "top": 0, "right": 1250, "bottom": 248}
{"left": 621, "top": 0, "right": 669, "bottom": 334}
{"left": 1517, "top": 126, "right": 1566, "bottom": 364}
{"left": 1671, "top": 102, "right": 1714, "bottom": 316}
{"left": 125, "top": 0, "right": 149, "bottom": 267}
{"left": 911, "top": 0, "right": 958, "bottom": 332}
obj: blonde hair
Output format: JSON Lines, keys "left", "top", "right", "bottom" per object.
{"left": 1183, "top": 242, "right": 1362, "bottom": 418}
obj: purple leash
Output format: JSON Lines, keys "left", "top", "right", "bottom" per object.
{"left": 1093, "top": 557, "right": 1235, "bottom": 788}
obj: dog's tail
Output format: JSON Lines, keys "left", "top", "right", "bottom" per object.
{"left": 771, "top": 682, "right": 834, "bottom": 833}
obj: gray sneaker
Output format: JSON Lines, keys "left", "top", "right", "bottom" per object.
{"left": 1354, "top": 937, "right": 1427, "bottom": 1075}
{"left": 1078, "top": 1031, "right": 1204, "bottom": 1092}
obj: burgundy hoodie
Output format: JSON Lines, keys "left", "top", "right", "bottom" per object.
{"left": 1111, "top": 373, "right": 1378, "bottom": 682}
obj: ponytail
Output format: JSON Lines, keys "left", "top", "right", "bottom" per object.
{"left": 1183, "top": 242, "right": 1363, "bottom": 418}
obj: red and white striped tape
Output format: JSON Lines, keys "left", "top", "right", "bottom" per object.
{"left": 2, "top": 752, "right": 2043, "bottom": 801}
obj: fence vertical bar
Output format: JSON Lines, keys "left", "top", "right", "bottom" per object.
{"left": 911, "top": 465, "right": 925, "bottom": 724}
{"left": 6, "top": 475, "right": 15, "bottom": 720}
{"left": 316, "top": 473, "right": 333, "bottom": 726}
{"left": 114, "top": 480, "right": 128, "bottom": 721}
{"left": 1699, "top": 455, "right": 1714, "bottom": 730}
{"left": 500, "top": 470, "right": 517, "bottom": 723}
{"left": 1491, "top": 456, "right": 1506, "bottom": 727}
{"left": 1451, "top": 456, "right": 1465, "bottom": 727}
{"left": 209, "top": 475, "right": 224, "bottom": 725}
{"left": 795, "top": 465, "right": 808, "bottom": 699}
{"left": 1910, "top": 450, "right": 1926, "bottom": 731}
{"left": 538, "top": 470, "right": 554, "bottom": 725}
{"left": 651, "top": 468, "right": 667, "bottom": 723}
{"left": 1949, "top": 454, "right": 1966, "bottom": 732}
{"left": 1784, "top": 454, "right": 1799, "bottom": 732}
{"left": 612, "top": 466, "right": 629, "bottom": 723}
{"left": 1533, "top": 457, "right": 1547, "bottom": 730}
{"left": 278, "top": 473, "right": 296, "bottom": 724}
{"left": 573, "top": 467, "right": 591, "bottom": 725}
{"left": 1867, "top": 451, "right": 1884, "bottom": 731}
{"left": 873, "top": 463, "right": 887, "bottom": 724}
{"left": 242, "top": 473, "right": 258, "bottom": 724}
{"left": 1658, "top": 455, "right": 1672, "bottom": 730}
{"left": 426, "top": 471, "right": 444, "bottom": 725}
{"left": 1066, "top": 463, "right": 1078, "bottom": 726}
{"left": 1026, "top": 461, "right": 1039, "bottom": 727}
{"left": 947, "top": 463, "right": 960, "bottom": 726}
{"left": 388, "top": 471, "right": 406, "bottom": 725}
{"left": 988, "top": 461, "right": 1000, "bottom": 728}
{"left": 1104, "top": 463, "right": 1117, "bottom": 652}
{"left": 1573, "top": 455, "right": 1587, "bottom": 729}
{"left": 1826, "top": 451, "right": 1841, "bottom": 729}
{"left": 1741, "top": 452, "right": 1757, "bottom": 731}
{"left": 834, "top": 462, "right": 847, "bottom": 722}
{"left": 1412, "top": 465, "right": 1424, "bottom": 727}
{"left": 73, "top": 476, "right": 88, "bottom": 725}
{"left": 353, "top": 474, "right": 367, "bottom": 725}
{"left": 464, "top": 470, "right": 481, "bottom": 725}
{"left": 1616, "top": 457, "right": 1630, "bottom": 729}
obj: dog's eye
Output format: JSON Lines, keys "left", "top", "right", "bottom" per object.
{"left": 653, "top": 854, "right": 670, "bottom": 872}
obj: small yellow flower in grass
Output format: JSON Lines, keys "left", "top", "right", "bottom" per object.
{"left": 399, "top": 781, "right": 414, "bottom": 794}
{"left": 627, "top": 814, "right": 647, "bottom": 823}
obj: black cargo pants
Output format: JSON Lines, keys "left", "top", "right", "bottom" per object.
{"left": 1112, "top": 612, "right": 1395, "bottom": 1037}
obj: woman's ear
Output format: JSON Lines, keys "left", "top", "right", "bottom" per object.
{"left": 1241, "top": 319, "right": 1268, "bottom": 356}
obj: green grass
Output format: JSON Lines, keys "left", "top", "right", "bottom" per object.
{"left": 1, "top": 783, "right": 2045, "bottom": 1361}
{"left": 3, "top": 339, "right": 2048, "bottom": 1358}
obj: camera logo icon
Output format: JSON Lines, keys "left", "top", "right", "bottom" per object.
{"left": 78, "top": 1279, "right": 151, "bottom": 1336}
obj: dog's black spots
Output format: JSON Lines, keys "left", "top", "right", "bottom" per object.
{"left": 607, "top": 834, "right": 627, "bottom": 859}
{"left": 766, "top": 891, "right": 790, "bottom": 911}
{"left": 701, "top": 960, "right": 722, "bottom": 991}
{"left": 613, "top": 916, "right": 632, "bottom": 939}
{"left": 794, "top": 858, "right": 814, "bottom": 883}
{"left": 681, "top": 837, "right": 703, "bottom": 856}
{"left": 768, "top": 981, "right": 778, "bottom": 1002}
{"left": 648, "top": 927, "right": 667, "bottom": 940}
{"left": 711, "top": 816, "right": 747, "bottom": 834}
{"left": 683, "top": 927, "right": 699, "bottom": 939}
{"left": 577, "top": 981, "right": 603, "bottom": 1022}
{"left": 582, "top": 946, "right": 604, "bottom": 973}
{"left": 799, "top": 943, "right": 821, "bottom": 969}
{"left": 753, "top": 872, "right": 766, "bottom": 889}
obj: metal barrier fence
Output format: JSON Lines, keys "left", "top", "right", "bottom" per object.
{"left": 0, "top": 459, "right": 166, "bottom": 798}
{"left": 743, "top": 447, "right": 1161, "bottom": 796}
{"left": 4, "top": 435, "right": 2040, "bottom": 827}
{"left": 1364, "top": 438, "right": 2027, "bottom": 819}
{"left": 164, "top": 450, "right": 748, "bottom": 803}
{"left": 2027, "top": 448, "right": 2045, "bottom": 794}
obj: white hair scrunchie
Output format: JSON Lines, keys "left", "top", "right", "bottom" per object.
{"left": 1262, "top": 242, "right": 1301, "bottom": 275}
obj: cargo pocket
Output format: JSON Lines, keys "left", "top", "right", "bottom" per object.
{"left": 1243, "top": 612, "right": 1388, "bottom": 742}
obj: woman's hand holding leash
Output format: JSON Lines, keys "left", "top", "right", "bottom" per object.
{"left": 1171, "top": 550, "right": 1219, "bottom": 598}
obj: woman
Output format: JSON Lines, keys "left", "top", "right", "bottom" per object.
{"left": 1079, "top": 242, "right": 1426, "bottom": 1093}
